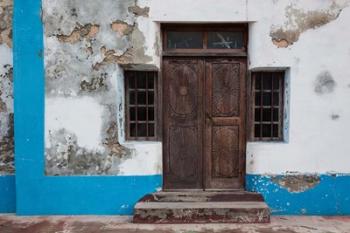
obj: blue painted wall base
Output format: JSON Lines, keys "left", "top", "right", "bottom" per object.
{"left": 2, "top": 174, "right": 350, "bottom": 215}
{"left": 0, "top": 176, "right": 15, "bottom": 213}
{"left": 16, "top": 175, "right": 161, "bottom": 215}
{"left": 246, "top": 174, "right": 350, "bottom": 215}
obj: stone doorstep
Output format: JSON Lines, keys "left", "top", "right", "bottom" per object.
{"left": 135, "top": 201, "right": 269, "bottom": 209}
{"left": 139, "top": 191, "right": 265, "bottom": 202}
{"left": 133, "top": 201, "right": 270, "bottom": 224}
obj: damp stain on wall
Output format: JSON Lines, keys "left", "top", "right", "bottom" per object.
{"left": 314, "top": 71, "right": 336, "bottom": 95}
{"left": 270, "top": 2, "right": 349, "bottom": 48}
{"left": 331, "top": 114, "right": 340, "bottom": 120}
{"left": 43, "top": 0, "right": 153, "bottom": 175}
{"left": 0, "top": 0, "right": 14, "bottom": 175}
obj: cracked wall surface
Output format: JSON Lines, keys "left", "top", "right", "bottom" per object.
{"left": 43, "top": 0, "right": 158, "bottom": 175}
{"left": 0, "top": 0, "right": 14, "bottom": 175}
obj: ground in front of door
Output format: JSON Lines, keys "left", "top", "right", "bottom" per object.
{"left": 1, "top": 215, "right": 349, "bottom": 233}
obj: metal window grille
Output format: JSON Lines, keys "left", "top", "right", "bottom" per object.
{"left": 125, "top": 71, "right": 157, "bottom": 140}
{"left": 252, "top": 71, "right": 284, "bottom": 141}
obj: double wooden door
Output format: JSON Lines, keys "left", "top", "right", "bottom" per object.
{"left": 163, "top": 57, "right": 246, "bottom": 190}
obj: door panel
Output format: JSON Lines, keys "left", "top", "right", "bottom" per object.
{"left": 163, "top": 58, "right": 204, "bottom": 190}
{"left": 211, "top": 63, "right": 240, "bottom": 117}
{"left": 211, "top": 125, "right": 239, "bottom": 178}
{"left": 204, "top": 58, "right": 246, "bottom": 190}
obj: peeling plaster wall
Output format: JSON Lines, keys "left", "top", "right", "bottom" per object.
{"left": 43, "top": 0, "right": 161, "bottom": 175}
{"left": 247, "top": 0, "right": 350, "bottom": 175}
{"left": 43, "top": 0, "right": 350, "bottom": 181}
{"left": 0, "top": 0, "right": 14, "bottom": 175}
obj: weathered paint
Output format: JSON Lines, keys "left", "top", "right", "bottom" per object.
{"left": 43, "top": 0, "right": 159, "bottom": 175}
{"left": 247, "top": 0, "right": 350, "bottom": 174}
{"left": 14, "top": 0, "right": 162, "bottom": 215}
{"left": 42, "top": 0, "right": 350, "bottom": 177}
{"left": 246, "top": 174, "right": 350, "bottom": 215}
{"left": 270, "top": 2, "right": 348, "bottom": 47}
{"left": 11, "top": 0, "right": 350, "bottom": 215}
{"left": 0, "top": 0, "right": 15, "bottom": 212}
{"left": 0, "top": 0, "right": 14, "bottom": 175}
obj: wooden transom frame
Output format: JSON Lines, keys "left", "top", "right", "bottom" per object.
{"left": 161, "top": 23, "right": 248, "bottom": 56}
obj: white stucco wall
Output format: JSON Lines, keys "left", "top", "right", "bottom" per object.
{"left": 44, "top": 0, "right": 350, "bottom": 176}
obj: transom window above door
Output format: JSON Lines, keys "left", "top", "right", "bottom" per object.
{"left": 162, "top": 24, "right": 247, "bottom": 55}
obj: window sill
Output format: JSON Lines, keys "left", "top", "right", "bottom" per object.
{"left": 247, "top": 140, "right": 288, "bottom": 145}
{"left": 121, "top": 141, "right": 162, "bottom": 145}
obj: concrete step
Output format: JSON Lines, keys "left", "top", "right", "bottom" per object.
{"left": 133, "top": 191, "right": 270, "bottom": 224}
{"left": 133, "top": 201, "right": 270, "bottom": 223}
{"left": 138, "top": 191, "right": 264, "bottom": 203}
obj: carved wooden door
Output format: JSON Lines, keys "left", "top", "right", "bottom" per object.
{"left": 163, "top": 58, "right": 204, "bottom": 190}
{"left": 204, "top": 58, "right": 246, "bottom": 190}
{"left": 163, "top": 57, "right": 246, "bottom": 190}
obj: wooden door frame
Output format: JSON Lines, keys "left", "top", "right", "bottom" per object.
{"left": 160, "top": 24, "right": 249, "bottom": 191}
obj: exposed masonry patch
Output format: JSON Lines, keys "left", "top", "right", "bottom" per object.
{"left": 56, "top": 23, "right": 100, "bottom": 44}
{"left": 46, "top": 126, "right": 132, "bottom": 175}
{"left": 111, "top": 20, "right": 133, "bottom": 36}
{"left": 271, "top": 174, "right": 321, "bottom": 193}
{"left": 0, "top": 65, "right": 14, "bottom": 174}
{"left": 43, "top": 0, "right": 152, "bottom": 175}
{"left": 270, "top": 2, "right": 348, "bottom": 48}
{"left": 314, "top": 71, "right": 336, "bottom": 95}
{"left": 0, "top": 0, "right": 14, "bottom": 175}
{"left": 0, "top": 0, "right": 12, "bottom": 48}
{"left": 128, "top": 5, "right": 150, "bottom": 17}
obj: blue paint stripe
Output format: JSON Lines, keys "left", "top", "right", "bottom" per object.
{"left": 246, "top": 174, "right": 350, "bottom": 215}
{"left": 17, "top": 175, "right": 161, "bottom": 215}
{"left": 0, "top": 176, "right": 16, "bottom": 213}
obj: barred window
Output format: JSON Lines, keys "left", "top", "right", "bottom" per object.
{"left": 252, "top": 72, "right": 284, "bottom": 141}
{"left": 125, "top": 71, "right": 157, "bottom": 140}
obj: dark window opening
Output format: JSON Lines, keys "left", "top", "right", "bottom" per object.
{"left": 125, "top": 71, "right": 157, "bottom": 140}
{"left": 162, "top": 24, "right": 247, "bottom": 54}
{"left": 167, "top": 31, "right": 203, "bottom": 49}
{"left": 252, "top": 71, "right": 284, "bottom": 141}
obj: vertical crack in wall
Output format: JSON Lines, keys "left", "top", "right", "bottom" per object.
{"left": 270, "top": 2, "right": 349, "bottom": 48}
{"left": 0, "top": 0, "right": 14, "bottom": 175}
{"left": 43, "top": 0, "right": 152, "bottom": 175}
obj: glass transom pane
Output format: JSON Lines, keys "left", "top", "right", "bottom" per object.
{"left": 167, "top": 31, "right": 203, "bottom": 49}
{"left": 208, "top": 31, "right": 243, "bottom": 49}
